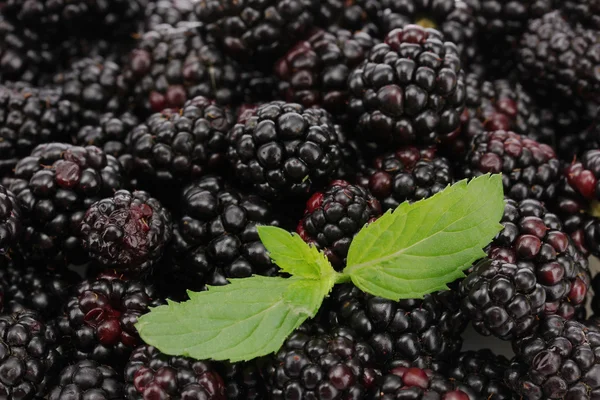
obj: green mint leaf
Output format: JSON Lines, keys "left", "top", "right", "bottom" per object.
{"left": 257, "top": 225, "right": 333, "bottom": 279}
{"left": 344, "top": 174, "right": 504, "bottom": 300}
{"left": 136, "top": 275, "right": 335, "bottom": 362}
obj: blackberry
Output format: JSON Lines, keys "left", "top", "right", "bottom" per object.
{"left": 461, "top": 198, "right": 591, "bottom": 340}
{"left": 123, "top": 23, "right": 245, "bottom": 115}
{"left": 125, "top": 344, "right": 226, "bottom": 399}
{"left": 57, "top": 272, "right": 164, "bottom": 367}
{"left": 564, "top": 149, "right": 600, "bottom": 202}
{"left": 0, "top": 185, "right": 21, "bottom": 254}
{"left": 370, "top": 366, "right": 476, "bottom": 399}
{"left": 168, "top": 176, "right": 282, "bottom": 292}
{"left": 347, "top": 26, "right": 465, "bottom": 150}
{"left": 125, "top": 96, "right": 234, "bottom": 189}
{"left": 0, "top": 83, "right": 78, "bottom": 174}
{"left": 142, "top": 0, "right": 198, "bottom": 31}
{"left": 594, "top": 274, "right": 600, "bottom": 316}
{"left": 0, "top": 310, "right": 63, "bottom": 399}
{"left": 275, "top": 28, "right": 377, "bottom": 122}
{"left": 195, "top": 0, "right": 319, "bottom": 62}
{"left": 49, "top": 360, "right": 124, "bottom": 400}
{"left": 216, "top": 361, "right": 265, "bottom": 400}
{"left": 74, "top": 112, "right": 139, "bottom": 158}
{"left": 265, "top": 325, "right": 381, "bottom": 399}
{"left": 463, "top": 130, "right": 561, "bottom": 202}
{"left": 325, "top": 283, "right": 467, "bottom": 371}
{"left": 9, "top": 143, "right": 124, "bottom": 265}
{"left": 447, "top": 349, "right": 517, "bottom": 399}
{"left": 80, "top": 190, "right": 172, "bottom": 275}
{"left": 357, "top": 146, "right": 454, "bottom": 212}
{"left": 227, "top": 101, "right": 343, "bottom": 200}
{"left": 558, "top": 0, "right": 600, "bottom": 30}
{"left": 296, "top": 180, "right": 382, "bottom": 270}
{"left": 518, "top": 11, "right": 600, "bottom": 102}
{"left": 506, "top": 315, "right": 600, "bottom": 400}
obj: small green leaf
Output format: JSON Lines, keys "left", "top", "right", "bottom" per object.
{"left": 257, "top": 225, "right": 333, "bottom": 279}
{"left": 136, "top": 275, "right": 334, "bottom": 362}
{"left": 344, "top": 174, "right": 504, "bottom": 300}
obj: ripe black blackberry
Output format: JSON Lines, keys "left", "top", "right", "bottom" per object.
{"left": 357, "top": 146, "right": 454, "bottom": 212}
{"left": 125, "top": 96, "right": 234, "bottom": 189}
{"left": 265, "top": 325, "right": 381, "bottom": 399}
{"left": 125, "top": 344, "right": 226, "bottom": 399}
{"left": 347, "top": 26, "right": 465, "bottom": 150}
{"left": 0, "top": 309, "right": 63, "bottom": 398}
{"left": 370, "top": 366, "right": 476, "bottom": 400}
{"left": 506, "top": 315, "right": 600, "bottom": 400}
{"left": 328, "top": 0, "right": 381, "bottom": 35}
{"left": 463, "top": 131, "right": 561, "bottom": 202}
{"left": 74, "top": 112, "right": 139, "bottom": 158}
{"left": 168, "top": 176, "right": 282, "bottom": 293}
{"left": 227, "top": 101, "right": 343, "bottom": 200}
{"left": 58, "top": 272, "right": 164, "bottom": 367}
{"left": 275, "top": 28, "right": 377, "bottom": 122}
{"left": 461, "top": 198, "right": 591, "bottom": 340}
{"left": 0, "top": 185, "right": 21, "bottom": 254}
{"left": 195, "top": 0, "right": 319, "bottom": 62}
{"left": 123, "top": 23, "right": 245, "bottom": 115}
{"left": 558, "top": 0, "right": 600, "bottom": 29}
{"left": 216, "top": 361, "right": 265, "bottom": 400}
{"left": 0, "top": 83, "right": 78, "bottom": 174}
{"left": 325, "top": 283, "right": 467, "bottom": 371}
{"left": 80, "top": 190, "right": 172, "bottom": 275}
{"left": 296, "top": 180, "right": 382, "bottom": 270}
{"left": 447, "top": 350, "right": 517, "bottom": 399}
{"left": 49, "top": 360, "right": 124, "bottom": 400}
{"left": 518, "top": 11, "right": 600, "bottom": 102}
{"left": 142, "top": 0, "right": 198, "bottom": 31}
{"left": 9, "top": 143, "right": 124, "bottom": 266}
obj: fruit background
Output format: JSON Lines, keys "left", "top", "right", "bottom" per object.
{"left": 0, "top": 0, "right": 598, "bottom": 399}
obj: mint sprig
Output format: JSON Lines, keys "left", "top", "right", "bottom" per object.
{"left": 136, "top": 174, "right": 504, "bottom": 362}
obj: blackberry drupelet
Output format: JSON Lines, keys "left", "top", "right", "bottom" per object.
{"left": 0, "top": 185, "right": 21, "bottom": 254}
{"left": 558, "top": 0, "right": 600, "bottom": 29}
{"left": 195, "top": 0, "right": 319, "bottom": 62}
{"left": 325, "top": 283, "right": 467, "bottom": 371}
{"left": 370, "top": 366, "right": 476, "bottom": 400}
{"left": 518, "top": 11, "right": 600, "bottom": 102}
{"left": 9, "top": 143, "right": 124, "bottom": 266}
{"left": 506, "top": 315, "right": 600, "bottom": 400}
{"left": 58, "top": 272, "right": 164, "bottom": 367}
{"left": 216, "top": 361, "right": 265, "bottom": 400}
{"left": 347, "top": 26, "right": 465, "bottom": 150}
{"left": 80, "top": 190, "right": 172, "bottom": 274}
{"left": 142, "top": 0, "right": 198, "bottom": 31}
{"left": 168, "top": 176, "right": 282, "bottom": 292}
{"left": 296, "top": 180, "right": 382, "bottom": 270}
{"left": 265, "top": 325, "right": 381, "bottom": 399}
{"left": 565, "top": 149, "right": 600, "bottom": 202}
{"left": 74, "top": 112, "right": 139, "bottom": 158}
{"left": 49, "top": 360, "right": 124, "bottom": 400}
{"left": 227, "top": 101, "right": 343, "bottom": 200}
{"left": 463, "top": 130, "right": 561, "bottom": 202}
{"left": 275, "top": 28, "right": 377, "bottom": 122}
{"left": 329, "top": 0, "right": 381, "bottom": 35}
{"left": 125, "top": 344, "right": 226, "bottom": 399}
{"left": 357, "top": 146, "right": 454, "bottom": 212}
{"left": 0, "top": 310, "right": 63, "bottom": 398}
{"left": 0, "top": 83, "right": 78, "bottom": 174}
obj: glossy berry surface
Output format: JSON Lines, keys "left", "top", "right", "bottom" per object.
{"left": 49, "top": 360, "right": 124, "bottom": 400}
{"left": 0, "top": 184, "right": 21, "bottom": 253}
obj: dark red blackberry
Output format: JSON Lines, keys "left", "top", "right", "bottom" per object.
{"left": 506, "top": 315, "right": 600, "bottom": 400}
{"left": 518, "top": 11, "right": 600, "bottom": 102}
{"left": 74, "top": 112, "right": 139, "bottom": 158}
{"left": 125, "top": 96, "right": 234, "bottom": 188}
{"left": 80, "top": 190, "right": 172, "bottom": 275}
{"left": 58, "top": 272, "right": 164, "bottom": 367}
{"left": 195, "top": 0, "right": 319, "bottom": 62}
{"left": 0, "top": 83, "right": 78, "bottom": 174}
{"left": 461, "top": 198, "right": 591, "bottom": 340}
{"left": 347, "top": 26, "right": 465, "bottom": 150}
{"left": 9, "top": 143, "right": 124, "bottom": 266}
{"left": 296, "top": 180, "right": 382, "bottom": 270}
{"left": 325, "top": 283, "right": 467, "bottom": 371}
{"left": 370, "top": 366, "right": 476, "bottom": 399}
{"left": 125, "top": 344, "right": 226, "bottom": 399}
{"left": 357, "top": 146, "right": 454, "bottom": 212}
{"left": 168, "top": 176, "right": 282, "bottom": 292}
{"left": 593, "top": 274, "right": 600, "bottom": 316}
{"left": 142, "top": 0, "right": 198, "bottom": 31}
{"left": 0, "top": 309, "right": 63, "bottom": 398}
{"left": 0, "top": 185, "right": 21, "bottom": 254}
{"left": 463, "top": 130, "right": 561, "bottom": 202}
{"left": 447, "top": 349, "right": 517, "bottom": 399}
{"left": 275, "top": 28, "right": 377, "bottom": 122}
{"left": 49, "top": 360, "right": 124, "bottom": 400}
{"left": 216, "top": 361, "right": 265, "bottom": 400}
{"left": 265, "top": 325, "right": 381, "bottom": 399}
{"left": 227, "top": 101, "right": 343, "bottom": 200}
{"left": 558, "top": 0, "right": 600, "bottom": 29}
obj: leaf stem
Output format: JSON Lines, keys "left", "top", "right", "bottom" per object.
{"left": 334, "top": 272, "right": 352, "bottom": 284}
